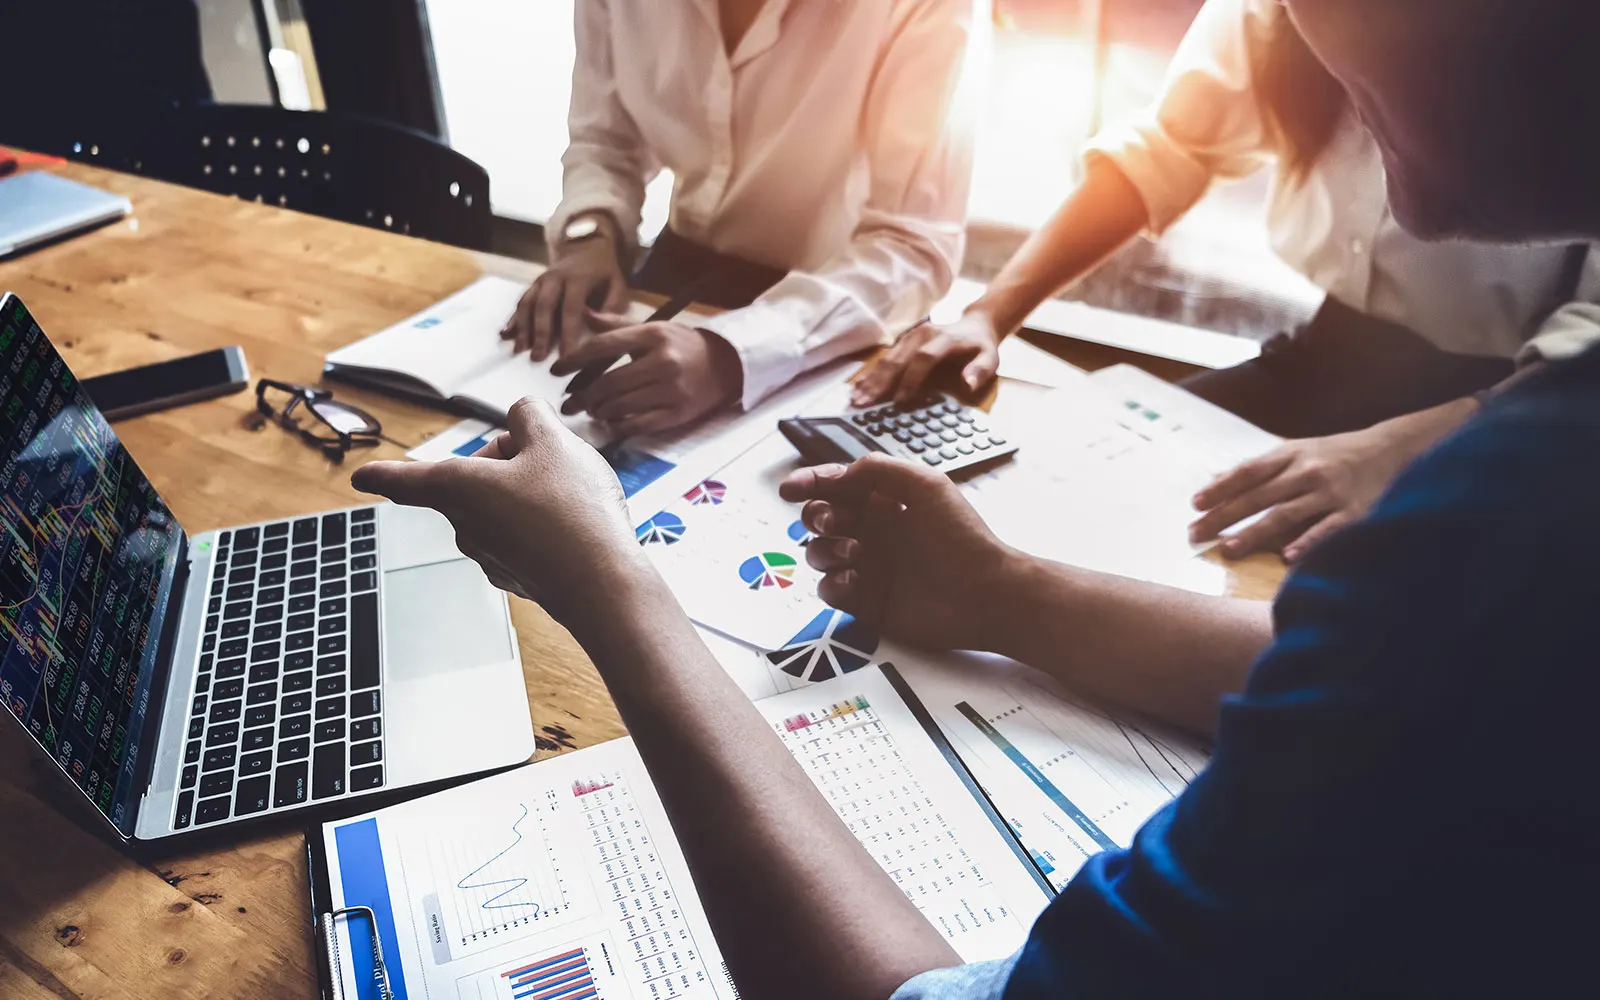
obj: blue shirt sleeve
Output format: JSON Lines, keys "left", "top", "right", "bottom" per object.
{"left": 892, "top": 954, "right": 1020, "bottom": 1000}
{"left": 1003, "top": 355, "right": 1600, "bottom": 999}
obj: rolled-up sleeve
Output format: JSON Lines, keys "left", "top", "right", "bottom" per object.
{"left": 697, "top": 0, "right": 974, "bottom": 409}
{"left": 1083, "top": 0, "right": 1274, "bottom": 235}
{"left": 890, "top": 954, "right": 1021, "bottom": 1000}
{"left": 1520, "top": 246, "right": 1600, "bottom": 364}
{"left": 548, "top": 0, "right": 659, "bottom": 253}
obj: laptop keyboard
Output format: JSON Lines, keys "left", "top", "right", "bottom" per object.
{"left": 173, "top": 508, "right": 384, "bottom": 829}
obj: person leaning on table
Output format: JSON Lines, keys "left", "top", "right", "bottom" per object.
{"left": 497, "top": 0, "right": 975, "bottom": 438}
{"left": 857, "top": 0, "right": 1600, "bottom": 563}
{"left": 352, "top": 1, "right": 1600, "bottom": 995}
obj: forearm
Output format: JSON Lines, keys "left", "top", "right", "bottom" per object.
{"left": 980, "top": 551, "right": 1273, "bottom": 738}
{"left": 568, "top": 557, "right": 960, "bottom": 999}
{"left": 967, "top": 159, "right": 1149, "bottom": 338}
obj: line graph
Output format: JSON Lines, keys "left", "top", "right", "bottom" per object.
{"left": 455, "top": 804, "right": 542, "bottom": 915}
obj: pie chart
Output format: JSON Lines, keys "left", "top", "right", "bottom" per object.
{"left": 684, "top": 479, "right": 727, "bottom": 505}
{"left": 765, "top": 609, "right": 879, "bottom": 682}
{"left": 739, "top": 552, "right": 797, "bottom": 590}
{"left": 787, "top": 520, "right": 812, "bottom": 546}
{"left": 635, "top": 511, "right": 687, "bottom": 546}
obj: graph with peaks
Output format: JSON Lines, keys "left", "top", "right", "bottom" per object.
{"left": 414, "top": 796, "right": 582, "bottom": 958}
{"left": 766, "top": 609, "right": 879, "bottom": 682}
{"left": 737, "top": 552, "right": 796, "bottom": 590}
{"left": 634, "top": 512, "right": 686, "bottom": 546}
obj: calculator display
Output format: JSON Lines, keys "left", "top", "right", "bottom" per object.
{"left": 813, "top": 420, "right": 878, "bottom": 460}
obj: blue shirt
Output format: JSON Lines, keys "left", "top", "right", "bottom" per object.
{"left": 909, "top": 347, "right": 1600, "bottom": 998}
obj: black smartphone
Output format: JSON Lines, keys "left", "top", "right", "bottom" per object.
{"left": 80, "top": 346, "right": 250, "bottom": 420}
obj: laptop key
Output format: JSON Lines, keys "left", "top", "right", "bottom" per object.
{"left": 287, "top": 612, "right": 314, "bottom": 632}
{"left": 351, "top": 740, "right": 383, "bottom": 766}
{"left": 312, "top": 743, "right": 346, "bottom": 800}
{"left": 319, "top": 598, "right": 346, "bottom": 616}
{"left": 260, "top": 570, "right": 287, "bottom": 587}
{"left": 318, "top": 635, "right": 347, "bottom": 656}
{"left": 351, "top": 555, "right": 376, "bottom": 571}
{"left": 317, "top": 655, "right": 346, "bottom": 676}
{"left": 235, "top": 775, "right": 271, "bottom": 815}
{"left": 191, "top": 695, "right": 206, "bottom": 716}
{"left": 195, "top": 796, "right": 231, "bottom": 825}
{"left": 253, "top": 623, "right": 283, "bottom": 643}
{"left": 214, "top": 677, "right": 244, "bottom": 700}
{"left": 319, "top": 616, "right": 346, "bottom": 636}
{"left": 273, "top": 761, "right": 309, "bottom": 807}
{"left": 281, "top": 691, "right": 312, "bottom": 716}
{"left": 316, "top": 675, "right": 346, "bottom": 697}
{"left": 265, "top": 521, "right": 290, "bottom": 539}
{"left": 288, "top": 594, "right": 316, "bottom": 613}
{"left": 351, "top": 593, "right": 380, "bottom": 691}
{"left": 195, "top": 672, "right": 211, "bottom": 692}
{"left": 350, "top": 508, "right": 376, "bottom": 523}
{"left": 199, "top": 770, "right": 233, "bottom": 797}
{"left": 205, "top": 614, "right": 219, "bottom": 633}
{"left": 189, "top": 717, "right": 205, "bottom": 739}
{"left": 250, "top": 642, "right": 282, "bottom": 663}
{"left": 319, "top": 563, "right": 345, "bottom": 581}
{"left": 292, "top": 543, "right": 316, "bottom": 561}
{"left": 231, "top": 548, "right": 258, "bottom": 567}
{"left": 291, "top": 560, "right": 316, "bottom": 579}
{"left": 350, "top": 718, "right": 381, "bottom": 741}
{"left": 279, "top": 714, "right": 311, "bottom": 740}
{"left": 290, "top": 578, "right": 316, "bottom": 595}
{"left": 351, "top": 571, "right": 378, "bottom": 593}
{"left": 208, "top": 700, "right": 242, "bottom": 725}
{"left": 285, "top": 650, "right": 313, "bottom": 672}
{"left": 258, "top": 587, "right": 285, "bottom": 605}
{"left": 203, "top": 746, "right": 238, "bottom": 772}
{"left": 254, "top": 604, "right": 284, "bottom": 624}
{"left": 320, "top": 580, "right": 346, "bottom": 598}
{"left": 286, "top": 631, "right": 314, "bottom": 651}
{"left": 350, "top": 765, "right": 383, "bottom": 791}
{"left": 279, "top": 737, "right": 311, "bottom": 762}
{"left": 181, "top": 764, "right": 198, "bottom": 789}
{"left": 350, "top": 690, "right": 380, "bottom": 718}
{"left": 242, "top": 727, "right": 274, "bottom": 752}
{"left": 185, "top": 739, "right": 202, "bottom": 764}
{"left": 174, "top": 790, "right": 195, "bottom": 829}
{"left": 240, "top": 750, "right": 273, "bottom": 777}
{"left": 219, "top": 638, "right": 246, "bottom": 658}
{"left": 206, "top": 722, "right": 240, "bottom": 746}
{"left": 244, "top": 704, "right": 274, "bottom": 728}
{"left": 315, "top": 696, "right": 345, "bottom": 720}
{"left": 315, "top": 719, "right": 345, "bottom": 743}
{"left": 210, "top": 579, "right": 225, "bottom": 597}
{"left": 351, "top": 538, "right": 376, "bottom": 554}
{"left": 263, "top": 537, "right": 288, "bottom": 555}
{"left": 202, "top": 634, "right": 218, "bottom": 653}
{"left": 292, "top": 517, "right": 317, "bottom": 544}
{"left": 228, "top": 567, "right": 253, "bottom": 586}
{"left": 321, "top": 512, "right": 347, "bottom": 546}
{"left": 215, "top": 657, "right": 246, "bottom": 680}
{"left": 321, "top": 546, "right": 347, "bottom": 564}
{"left": 247, "top": 683, "right": 277, "bottom": 706}
{"left": 284, "top": 671, "right": 313, "bottom": 693}
{"left": 222, "top": 620, "right": 249, "bottom": 638}
{"left": 248, "top": 661, "right": 279, "bottom": 684}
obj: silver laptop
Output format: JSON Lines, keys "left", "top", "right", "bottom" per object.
{"left": 0, "top": 293, "right": 535, "bottom": 841}
{"left": 0, "top": 172, "right": 132, "bottom": 258}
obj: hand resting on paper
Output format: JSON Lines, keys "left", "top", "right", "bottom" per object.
{"left": 551, "top": 311, "right": 743, "bottom": 437}
{"left": 502, "top": 233, "right": 631, "bottom": 362}
{"left": 350, "top": 397, "right": 643, "bottom": 633}
{"left": 779, "top": 455, "right": 1018, "bottom": 653}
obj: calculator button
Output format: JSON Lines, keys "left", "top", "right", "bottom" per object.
{"left": 867, "top": 424, "right": 885, "bottom": 436}
{"left": 893, "top": 430, "right": 913, "bottom": 443}
{"left": 941, "top": 414, "right": 961, "bottom": 427}
{"left": 940, "top": 447, "right": 959, "bottom": 460}
{"left": 911, "top": 409, "right": 933, "bottom": 423}
{"left": 989, "top": 435, "right": 1008, "bottom": 446}
{"left": 972, "top": 422, "right": 989, "bottom": 433}
{"left": 955, "top": 426, "right": 974, "bottom": 438}
{"left": 939, "top": 430, "right": 958, "bottom": 443}
{"left": 957, "top": 412, "right": 975, "bottom": 423}
{"left": 973, "top": 438, "right": 992, "bottom": 450}
{"left": 957, "top": 443, "right": 975, "bottom": 455}
{"left": 923, "top": 453, "right": 944, "bottom": 466}
{"left": 908, "top": 441, "right": 926, "bottom": 453}
{"left": 851, "top": 412, "right": 872, "bottom": 425}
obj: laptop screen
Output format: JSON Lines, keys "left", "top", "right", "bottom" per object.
{"left": 0, "top": 295, "right": 184, "bottom": 837}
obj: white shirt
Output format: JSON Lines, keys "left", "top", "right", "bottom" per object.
{"left": 1086, "top": 0, "right": 1600, "bottom": 364}
{"left": 552, "top": 0, "right": 975, "bottom": 408}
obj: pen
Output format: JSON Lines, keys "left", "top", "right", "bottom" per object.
{"left": 562, "top": 275, "right": 714, "bottom": 397}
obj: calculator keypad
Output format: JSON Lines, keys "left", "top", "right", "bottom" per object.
{"left": 850, "top": 393, "right": 1016, "bottom": 474}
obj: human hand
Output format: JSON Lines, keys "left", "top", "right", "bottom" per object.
{"left": 851, "top": 312, "right": 1002, "bottom": 407}
{"left": 551, "top": 313, "right": 743, "bottom": 437}
{"left": 778, "top": 454, "right": 1019, "bottom": 652}
{"left": 502, "top": 236, "right": 630, "bottom": 362}
{"left": 1190, "top": 416, "right": 1454, "bottom": 561}
{"left": 350, "top": 398, "right": 643, "bottom": 634}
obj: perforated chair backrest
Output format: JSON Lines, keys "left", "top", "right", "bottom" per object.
{"left": 9, "top": 105, "right": 493, "bottom": 252}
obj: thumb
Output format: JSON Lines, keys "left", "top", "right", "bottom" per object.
{"left": 351, "top": 459, "right": 449, "bottom": 509}
{"left": 962, "top": 350, "right": 999, "bottom": 393}
{"left": 585, "top": 309, "right": 636, "bottom": 333}
{"left": 503, "top": 396, "right": 562, "bottom": 453}
{"left": 779, "top": 453, "right": 939, "bottom": 507}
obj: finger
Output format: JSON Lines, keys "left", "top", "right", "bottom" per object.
{"left": 800, "top": 498, "right": 860, "bottom": 537}
{"left": 550, "top": 325, "right": 658, "bottom": 376}
{"left": 469, "top": 431, "right": 516, "bottom": 460}
{"left": 1193, "top": 450, "right": 1295, "bottom": 511}
{"left": 504, "top": 396, "right": 560, "bottom": 452}
{"left": 602, "top": 276, "right": 631, "bottom": 314}
{"left": 583, "top": 309, "right": 637, "bottom": 334}
{"left": 1189, "top": 469, "right": 1310, "bottom": 543}
{"left": 586, "top": 383, "right": 677, "bottom": 424}
{"left": 528, "top": 276, "right": 564, "bottom": 361}
{"left": 816, "top": 569, "right": 863, "bottom": 616}
{"left": 351, "top": 460, "right": 450, "bottom": 509}
{"left": 896, "top": 334, "right": 970, "bottom": 405}
{"left": 502, "top": 285, "right": 537, "bottom": 342}
{"left": 564, "top": 355, "right": 663, "bottom": 417}
{"left": 805, "top": 536, "right": 860, "bottom": 573}
{"left": 961, "top": 346, "right": 1000, "bottom": 395}
{"left": 1218, "top": 494, "right": 1329, "bottom": 559}
{"left": 778, "top": 452, "right": 938, "bottom": 508}
{"left": 1283, "top": 512, "right": 1356, "bottom": 564}
{"left": 558, "top": 279, "right": 594, "bottom": 358}
{"left": 852, "top": 330, "right": 927, "bottom": 407}
{"left": 610, "top": 407, "right": 682, "bottom": 438}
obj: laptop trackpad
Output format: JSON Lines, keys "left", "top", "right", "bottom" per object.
{"left": 382, "top": 559, "right": 513, "bottom": 680}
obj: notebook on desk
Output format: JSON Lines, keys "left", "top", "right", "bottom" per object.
{"left": 307, "top": 664, "right": 1053, "bottom": 1000}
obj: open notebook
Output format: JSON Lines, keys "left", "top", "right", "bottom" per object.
{"left": 324, "top": 276, "right": 701, "bottom": 449}
{"left": 309, "top": 665, "right": 1052, "bottom": 1000}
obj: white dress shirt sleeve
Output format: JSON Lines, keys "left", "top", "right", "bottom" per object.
{"left": 548, "top": 0, "right": 660, "bottom": 252}
{"left": 1520, "top": 246, "right": 1600, "bottom": 364}
{"left": 1082, "top": 0, "right": 1276, "bottom": 235}
{"left": 697, "top": 0, "right": 975, "bottom": 409}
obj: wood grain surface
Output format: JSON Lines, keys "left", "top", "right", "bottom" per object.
{"left": 0, "top": 163, "right": 1284, "bottom": 998}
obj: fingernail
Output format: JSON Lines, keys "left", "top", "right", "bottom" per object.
{"left": 1284, "top": 547, "right": 1301, "bottom": 562}
{"left": 817, "top": 511, "right": 834, "bottom": 534}
{"left": 840, "top": 538, "right": 858, "bottom": 560}
{"left": 1223, "top": 538, "right": 1241, "bottom": 554}
{"left": 814, "top": 464, "right": 848, "bottom": 480}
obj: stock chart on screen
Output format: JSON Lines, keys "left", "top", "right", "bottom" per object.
{"left": 0, "top": 296, "right": 183, "bottom": 834}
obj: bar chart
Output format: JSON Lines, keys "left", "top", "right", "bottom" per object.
{"left": 498, "top": 947, "right": 596, "bottom": 1000}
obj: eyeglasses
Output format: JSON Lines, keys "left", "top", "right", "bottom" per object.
{"left": 255, "top": 379, "right": 383, "bottom": 461}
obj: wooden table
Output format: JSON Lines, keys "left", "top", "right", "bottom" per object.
{"left": 0, "top": 163, "right": 1286, "bottom": 999}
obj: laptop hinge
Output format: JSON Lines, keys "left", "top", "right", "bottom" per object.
{"left": 130, "top": 535, "right": 192, "bottom": 815}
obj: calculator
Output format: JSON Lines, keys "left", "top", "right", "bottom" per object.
{"left": 778, "top": 392, "right": 1017, "bottom": 476}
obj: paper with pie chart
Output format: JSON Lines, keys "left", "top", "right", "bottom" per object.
{"left": 635, "top": 434, "right": 830, "bottom": 649}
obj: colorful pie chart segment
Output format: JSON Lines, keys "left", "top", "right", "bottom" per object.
{"left": 635, "top": 511, "right": 687, "bottom": 546}
{"left": 739, "top": 551, "right": 797, "bottom": 590}
{"left": 684, "top": 479, "right": 727, "bottom": 505}
{"left": 765, "top": 609, "right": 880, "bottom": 682}
{"left": 787, "top": 519, "right": 812, "bottom": 546}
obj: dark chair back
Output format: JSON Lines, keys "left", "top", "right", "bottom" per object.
{"left": 11, "top": 105, "right": 491, "bottom": 252}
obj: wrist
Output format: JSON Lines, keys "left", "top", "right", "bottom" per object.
{"left": 555, "top": 212, "right": 622, "bottom": 264}
{"left": 698, "top": 329, "right": 746, "bottom": 408}
{"left": 973, "top": 545, "right": 1041, "bottom": 656}
{"left": 964, "top": 300, "right": 1018, "bottom": 344}
{"left": 560, "top": 542, "right": 672, "bottom": 648}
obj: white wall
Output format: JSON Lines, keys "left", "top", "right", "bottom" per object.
{"left": 195, "top": 0, "right": 276, "bottom": 105}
